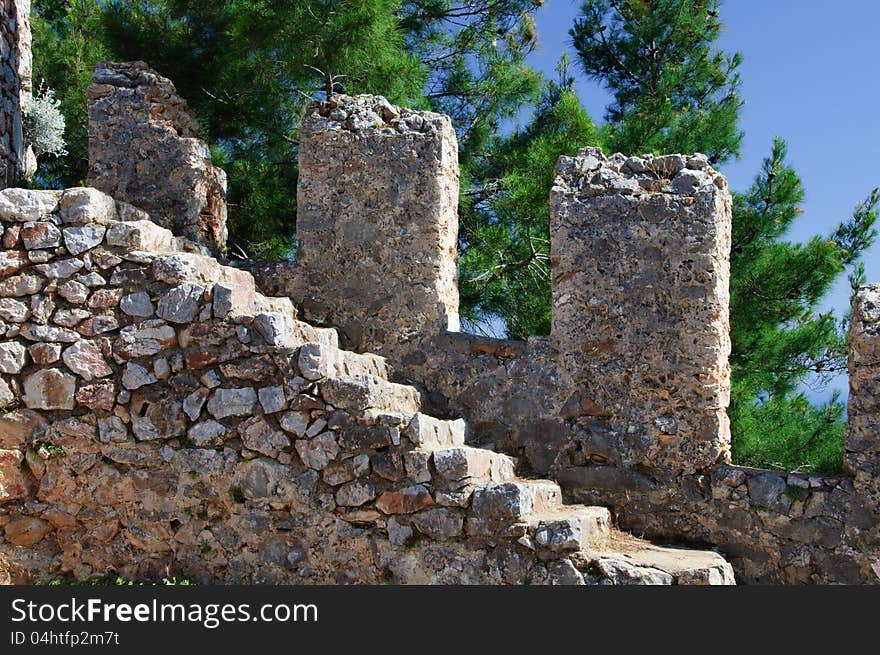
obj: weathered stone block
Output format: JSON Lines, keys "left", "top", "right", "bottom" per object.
{"left": 292, "top": 94, "right": 459, "bottom": 357}
{"left": 88, "top": 61, "right": 227, "bottom": 255}
{"left": 549, "top": 147, "right": 732, "bottom": 474}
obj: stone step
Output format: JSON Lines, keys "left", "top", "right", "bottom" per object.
{"left": 526, "top": 506, "right": 611, "bottom": 553}
{"left": 251, "top": 311, "right": 339, "bottom": 349}
{"left": 298, "top": 341, "right": 388, "bottom": 381}
{"left": 253, "top": 292, "right": 295, "bottom": 316}
{"left": 320, "top": 374, "right": 420, "bottom": 416}
{"left": 404, "top": 413, "right": 466, "bottom": 450}
{"left": 431, "top": 446, "right": 515, "bottom": 484}
{"left": 586, "top": 540, "right": 735, "bottom": 585}
{"left": 470, "top": 480, "right": 562, "bottom": 521}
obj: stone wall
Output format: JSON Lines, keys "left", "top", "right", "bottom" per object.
{"left": 848, "top": 285, "right": 880, "bottom": 504}
{"left": 0, "top": 0, "right": 31, "bottom": 189}
{"left": 291, "top": 95, "right": 460, "bottom": 358}
{"left": 87, "top": 62, "right": 227, "bottom": 256}
{"left": 259, "top": 106, "right": 880, "bottom": 582}
{"left": 549, "top": 149, "right": 732, "bottom": 474}
{"left": 0, "top": 186, "right": 736, "bottom": 585}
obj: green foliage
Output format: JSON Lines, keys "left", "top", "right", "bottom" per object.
{"left": 31, "top": 0, "right": 110, "bottom": 188}
{"left": 460, "top": 57, "right": 598, "bottom": 337}
{"left": 33, "top": 1, "right": 544, "bottom": 260}
{"left": 571, "top": 0, "right": 743, "bottom": 163}
{"left": 23, "top": 83, "right": 67, "bottom": 160}
{"left": 729, "top": 139, "right": 877, "bottom": 472}
{"left": 731, "top": 393, "right": 846, "bottom": 475}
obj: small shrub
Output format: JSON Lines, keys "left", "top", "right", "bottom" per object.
{"left": 22, "top": 83, "right": 67, "bottom": 158}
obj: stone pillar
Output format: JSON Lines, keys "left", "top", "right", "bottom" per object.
{"left": 1, "top": 0, "right": 32, "bottom": 189}
{"left": 847, "top": 284, "right": 880, "bottom": 498}
{"left": 550, "top": 148, "right": 732, "bottom": 474}
{"left": 294, "top": 94, "right": 459, "bottom": 357}
{"left": 87, "top": 61, "right": 227, "bottom": 255}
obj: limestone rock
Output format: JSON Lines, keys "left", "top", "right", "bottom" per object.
{"left": 22, "top": 368, "right": 76, "bottom": 409}
{"left": 0, "top": 341, "right": 27, "bottom": 373}
{"left": 207, "top": 387, "right": 257, "bottom": 419}
{"left": 62, "top": 225, "right": 106, "bottom": 255}
{"left": 62, "top": 340, "right": 112, "bottom": 381}
{"left": 57, "top": 188, "right": 117, "bottom": 225}
{"left": 0, "top": 189, "right": 60, "bottom": 222}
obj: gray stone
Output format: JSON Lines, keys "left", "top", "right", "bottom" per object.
{"left": 51, "top": 308, "right": 89, "bottom": 328}
{"left": 21, "top": 221, "right": 61, "bottom": 249}
{"left": 0, "top": 298, "right": 28, "bottom": 322}
{"left": 747, "top": 473, "right": 792, "bottom": 514}
{"left": 258, "top": 385, "right": 286, "bottom": 414}
{"left": 156, "top": 283, "right": 204, "bottom": 324}
{"left": 98, "top": 416, "right": 129, "bottom": 443}
{"left": 0, "top": 341, "right": 27, "bottom": 373}
{"left": 122, "top": 362, "right": 157, "bottom": 390}
{"left": 207, "top": 387, "right": 257, "bottom": 419}
{"left": 34, "top": 258, "right": 85, "bottom": 279}
{"left": 62, "top": 225, "right": 106, "bottom": 255}
{"left": 595, "top": 559, "right": 674, "bottom": 585}
{"left": 279, "top": 411, "right": 310, "bottom": 437}
{"left": 323, "top": 454, "right": 371, "bottom": 486}
{"left": 29, "top": 295, "right": 54, "bottom": 323}
{"left": 547, "top": 559, "right": 585, "bottom": 586}
{"left": 0, "top": 273, "right": 42, "bottom": 297}
{"left": 0, "top": 189, "right": 60, "bottom": 222}
{"left": 152, "top": 253, "right": 220, "bottom": 286}
{"left": 57, "top": 188, "right": 117, "bottom": 225}
{"left": 57, "top": 280, "right": 89, "bottom": 304}
{"left": 411, "top": 508, "right": 463, "bottom": 539}
{"left": 105, "top": 220, "right": 174, "bottom": 252}
{"left": 239, "top": 416, "right": 289, "bottom": 458}
{"left": 189, "top": 420, "right": 228, "bottom": 447}
{"left": 387, "top": 518, "right": 414, "bottom": 546}
{"left": 182, "top": 388, "right": 209, "bottom": 421}
{"left": 471, "top": 482, "right": 534, "bottom": 519}
{"left": 0, "top": 378, "right": 14, "bottom": 408}
{"left": 335, "top": 479, "right": 376, "bottom": 507}
{"left": 119, "top": 291, "right": 154, "bottom": 318}
{"left": 115, "top": 320, "right": 177, "bottom": 359}
{"left": 61, "top": 341, "right": 112, "bottom": 381}
{"left": 22, "top": 368, "right": 76, "bottom": 410}
{"left": 20, "top": 324, "right": 80, "bottom": 343}
{"left": 253, "top": 312, "right": 294, "bottom": 347}
{"left": 295, "top": 432, "right": 339, "bottom": 470}
{"left": 77, "top": 272, "right": 107, "bottom": 287}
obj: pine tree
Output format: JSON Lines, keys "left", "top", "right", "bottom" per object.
{"left": 729, "top": 140, "right": 878, "bottom": 472}
{"left": 569, "top": 0, "right": 878, "bottom": 472}
{"left": 30, "top": 1, "right": 546, "bottom": 260}
{"left": 30, "top": 0, "right": 110, "bottom": 188}
{"left": 459, "top": 56, "right": 599, "bottom": 337}
{"left": 571, "top": 0, "right": 743, "bottom": 164}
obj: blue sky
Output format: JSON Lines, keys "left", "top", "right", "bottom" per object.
{"left": 526, "top": 1, "right": 880, "bottom": 400}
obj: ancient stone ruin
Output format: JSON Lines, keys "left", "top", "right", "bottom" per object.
{"left": 0, "top": 51, "right": 878, "bottom": 583}
{"left": 0, "top": 0, "right": 32, "bottom": 188}
{"left": 87, "top": 61, "right": 228, "bottom": 257}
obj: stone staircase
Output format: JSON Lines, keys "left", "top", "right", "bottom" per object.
{"left": 158, "top": 243, "right": 735, "bottom": 584}
{"left": 0, "top": 187, "right": 735, "bottom": 584}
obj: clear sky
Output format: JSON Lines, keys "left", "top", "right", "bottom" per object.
{"left": 527, "top": 0, "right": 880, "bottom": 400}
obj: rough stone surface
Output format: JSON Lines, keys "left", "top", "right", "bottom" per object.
{"left": 1, "top": 0, "right": 33, "bottom": 188}
{"left": 87, "top": 61, "right": 227, "bottom": 255}
{"left": 550, "top": 147, "right": 732, "bottom": 474}
{"left": 2, "top": 79, "right": 878, "bottom": 584}
{"left": 292, "top": 95, "right": 459, "bottom": 357}
{"left": 22, "top": 368, "right": 75, "bottom": 409}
